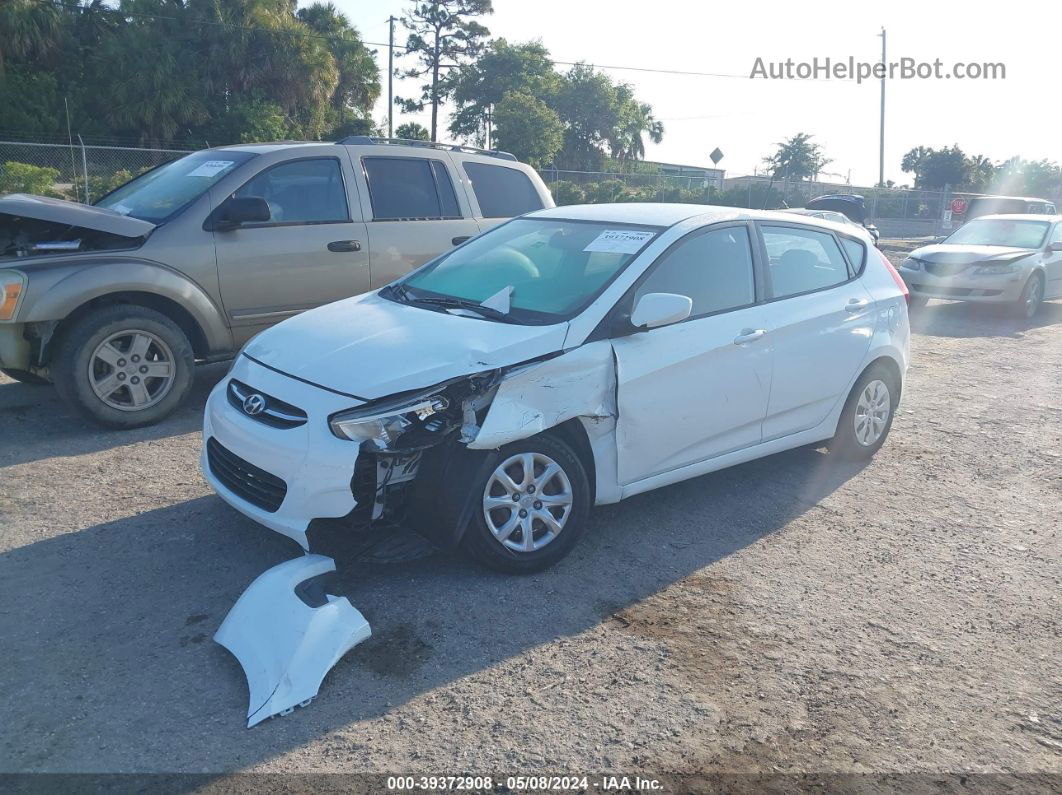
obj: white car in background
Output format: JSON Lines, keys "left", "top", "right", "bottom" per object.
{"left": 203, "top": 204, "right": 910, "bottom": 574}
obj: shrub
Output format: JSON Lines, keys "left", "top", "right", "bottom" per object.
{"left": 550, "top": 180, "right": 586, "bottom": 205}
{"left": 0, "top": 161, "right": 62, "bottom": 197}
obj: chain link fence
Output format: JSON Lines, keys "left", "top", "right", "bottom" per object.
{"left": 0, "top": 141, "right": 191, "bottom": 203}
{"left": 1, "top": 140, "right": 957, "bottom": 238}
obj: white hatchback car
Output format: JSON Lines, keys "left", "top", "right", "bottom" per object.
{"left": 203, "top": 204, "right": 910, "bottom": 573}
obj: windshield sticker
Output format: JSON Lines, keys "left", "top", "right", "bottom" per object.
{"left": 583, "top": 229, "right": 655, "bottom": 254}
{"left": 110, "top": 203, "right": 132, "bottom": 215}
{"left": 186, "top": 160, "right": 235, "bottom": 178}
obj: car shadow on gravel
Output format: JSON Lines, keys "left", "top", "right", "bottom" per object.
{"left": 0, "top": 363, "right": 228, "bottom": 469}
{"left": 0, "top": 445, "right": 866, "bottom": 772}
{"left": 910, "top": 299, "right": 1062, "bottom": 339}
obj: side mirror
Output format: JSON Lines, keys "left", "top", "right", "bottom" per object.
{"left": 630, "top": 292, "right": 693, "bottom": 330}
{"left": 1048, "top": 240, "right": 1062, "bottom": 252}
{"left": 216, "top": 196, "right": 270, "bottom": 230}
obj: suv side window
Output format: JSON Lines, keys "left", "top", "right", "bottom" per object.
{"left": 463, "top": 162, "right": 544, "bottom": 218}
{"left": 635, "top": 225, "right": 755, "bottom": 318}
{"left": 1051, "top": 223, "right": 1062, "bottom": 244}
{"left": 363, "top": 157, "right": 462, "bottom": 221}
{"left": 762, "top": 225, "right": 851, "bottom": 298}
{"left": 234, "top": 158, "right": 348, "bottom": 224}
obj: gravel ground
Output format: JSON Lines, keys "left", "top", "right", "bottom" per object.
{"left": 1, "top": 290, "right": 1060, "bottom": 782}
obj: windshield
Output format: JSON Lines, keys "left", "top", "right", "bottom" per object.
{"left": 94, "top": 150, "right": 257, "bottom": 223}
{"left": 944, "top": 219, "right": 1049, "bottom": 248}
{"left": 396, "top": 218, "right": 662, "bottom": 323}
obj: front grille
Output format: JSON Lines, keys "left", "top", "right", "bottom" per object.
{"left": 227, "top": 379, "right": 307, "bottom": 429}
{"left": 924, "top": 262, "right": 971, "bottom": 277}
{"left": 207, "top": 437, "right": 287, "bottom": 513}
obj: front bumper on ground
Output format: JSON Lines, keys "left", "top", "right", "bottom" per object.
{"left": 202, "top": 355, "right": 366, "bottom": 548}
{"left": 898, "top": 267, "right": 1026, "bottom": 304}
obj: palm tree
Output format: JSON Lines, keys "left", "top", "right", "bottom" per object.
{"left": 0, "top": 0, "right": 61, "bottom": 79}
{"left": 966, "top": 154, "right": 996, "bottom": 191}
{"left": 612, "top": 101, "right": 664, "bottom": 162}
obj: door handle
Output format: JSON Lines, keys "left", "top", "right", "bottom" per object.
{"left": 452, "top": 236, "right": 471, "bottom": 246}
{"left": 733, "top": 328, "right": 766, "bottom": 345}
{"left": 845, "top": 297, "right": 869, "bottom": 313}
{"left": 327, "top": 240, "right": 362, "bottom": 252}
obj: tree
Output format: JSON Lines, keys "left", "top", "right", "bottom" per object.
{"left": 0, "top": 0, "right": 61, "bottom": 80}
{"left": 396, "top": 121, "right": 430, "bottom": 140}
{"left": 447, "top": 39, "right": 558, "bottom": 144}
{"left": 762, "top": 133, "right": 830, "bottom": 181}
{"left": 966, "top": 154, "right": 996, "bottom": 191}
{"left": 551, "top": 64, "right": 624, "bottom": 171}
{"left": 899, "top": 144, "right": 969, "bottom": 189}
{"left": 610, "top": 90, "right": 664, "bottom": 162}
{"left": 492, "top": 90, "right": 563, "bottom": 168}
{"left": 396, "top": 0, "right": 493, "bottom": 142}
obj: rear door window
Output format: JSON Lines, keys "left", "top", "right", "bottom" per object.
{"left": 363, "top": 157, "right": 462, "bottom": 220}
{"left": 762, "top": 225, "right": 852, "bottom": 298}
{"left": 463, "top": 162, "right": 544, "bottom": 218}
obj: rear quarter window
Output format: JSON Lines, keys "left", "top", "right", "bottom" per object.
{"left": 840, "top": 237, "right": 866, "bottom": 273}
{"left": 463, "top": 162, "right": 544, "bottom": 218}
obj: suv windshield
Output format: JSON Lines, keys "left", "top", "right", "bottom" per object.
{"left": 394, "top": 218, "right": 661, "bottom": 324}
{"left": 945, "top": 219, "right": 1049, "bottom": 248}
{"left": 95, "top": 150, "right": 257, "bottom": 223}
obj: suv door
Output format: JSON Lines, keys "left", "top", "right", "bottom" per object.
{"left": 756, "top": 223, "right": 875, "bottom": 440}
{"left": 213, "top": 156, "right": 370, "bottom": 345}
{"left": 355, "top": 154, "right": 481, "bottom": 288}
{"left": 611, "top": 222, "right": 773, "bottom": 484}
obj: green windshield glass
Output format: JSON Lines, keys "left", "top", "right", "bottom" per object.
{"left": 403, "top": 218, "right": 660, "bottom": 321}
{"left": 945, "top": 219, "right": 1049, "bottom": 248}
{"left": 95, "top": 150, "right": 257, "bottom": 223}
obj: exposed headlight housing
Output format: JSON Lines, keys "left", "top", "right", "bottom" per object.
{"left": 0, "top": 271, "right": 27, "bottom": 321}
{"left": 901, "top": 257, "right": 922, "bottom": 271}
{"left": 974, "top": 262, "right": 1019, "bottom": 275}
{"left": 329, "top": 391, "right": 449, "bottom": 446}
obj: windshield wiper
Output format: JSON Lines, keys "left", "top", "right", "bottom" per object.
{"left": 406, "top": 295, "right": 517, "bottom": 323}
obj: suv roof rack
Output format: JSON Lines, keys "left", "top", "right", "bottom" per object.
{"left": 336, "top": 135, "right": 518, "bottom": 162}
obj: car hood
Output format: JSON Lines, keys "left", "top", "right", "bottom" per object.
{"left": 244, "top": 292, "right": 571, "bottom": 400}
{"left": 0, "top": 193, "right": 157, "bottom": 238}
{"left": 909, "top": 244, "right": 1036, "bottom": 265}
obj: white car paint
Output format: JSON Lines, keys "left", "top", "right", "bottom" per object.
{"left": 204, "top": 202, "right": 907, "bottom": 534}
{"left": 214, "top": 554, "right": 371, "bottom": 728}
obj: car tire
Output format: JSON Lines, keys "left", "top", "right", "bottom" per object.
{"left": 52, "top": 304, "right": 195, "bottom": 429}
{"left": 1, "top": 367, "right": 49, "bottom": 385}
{"left": 1014, "top": 272, "right": 1044, "bottom": 319}
{"left": 461, "top": 433, "right": 591, "bottom": 574}
{"left": 828, "top": 363, "right": 900, "bottom": 461}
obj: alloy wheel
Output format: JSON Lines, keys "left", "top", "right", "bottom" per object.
{"left": 854, "top": 379, "right": 891, "bottom": 446}
{"left": 483, "top": 452, "right": 573, "bottom": 553}
{"left": 88, "top": 329, "right": 176, "bottom": 412}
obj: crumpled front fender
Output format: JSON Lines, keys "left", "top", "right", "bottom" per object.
{"left": 214, "top": 554, "right": 371, "bottom": 728}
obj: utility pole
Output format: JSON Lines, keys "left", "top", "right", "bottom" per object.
{"left": 387, "top": 15, "right": 396, "bottom": 138}
{"left": 878, "top": 27, "right": 886, "bottom": 187}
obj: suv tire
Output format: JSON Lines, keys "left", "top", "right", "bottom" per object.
{"left": 52, "top": 305, "right": 195, "bottom": 428}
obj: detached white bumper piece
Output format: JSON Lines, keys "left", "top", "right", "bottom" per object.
{"left": 214, "top": 554, "right": 371, "bottom": 728}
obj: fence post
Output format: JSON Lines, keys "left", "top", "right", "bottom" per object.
{"left": 77, "top": 135, "right": 89, "bottom": 203}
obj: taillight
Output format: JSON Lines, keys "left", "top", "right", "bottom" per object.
{"left": 879, "top": 250, "right": 909, "bottom": 305}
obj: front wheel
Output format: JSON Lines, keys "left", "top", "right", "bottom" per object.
{"left": 829, "top": 364, "right": 899, "bottom": 460}
{"left": 1014, "top": 273, "right": 1044, "bottom": 319}
{"left": 462, "top": 433, "right": 591, "bottom": 574}
{"left": 52, "top": 305, "right": 195, "bottom": 428}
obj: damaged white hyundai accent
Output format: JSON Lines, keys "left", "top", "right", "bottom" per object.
{"left": 203, "top": 203, "right": 910, "bottom": 574}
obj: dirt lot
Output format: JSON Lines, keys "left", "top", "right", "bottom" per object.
{"left": 1, "top": 291, "right": 1060, "bottom": 782}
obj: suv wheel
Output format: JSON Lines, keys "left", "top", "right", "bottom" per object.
{"left": 462, "top": 433, "right": 591, "bottom": 574}
{"left": 52, "top": 305, "right": 195, "bottom": 428}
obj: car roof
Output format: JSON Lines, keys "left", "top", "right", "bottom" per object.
{"left": 967, "top": 213, "right": 1062, "bottom": 222}
{"left": 529, "top": 202, "right": 868, "bottom": 233}
{"left": 967, "top": 195, "right": 1053, "bottom": 203}
{"left": 210, "top": 142, "right": 326, "bottom": 155}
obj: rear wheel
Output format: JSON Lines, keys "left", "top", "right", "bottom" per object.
{"left": 462, "top": 433, "right": 591, "bottom": 574}
{"left": 829, "top": 364, "right": 899, "bottom": 460}
{"left": 52, "top": 305, "right": 195, "bottom": 428}
{"left": 1014, "top": 273, "right": 1044, "bottom": 319}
